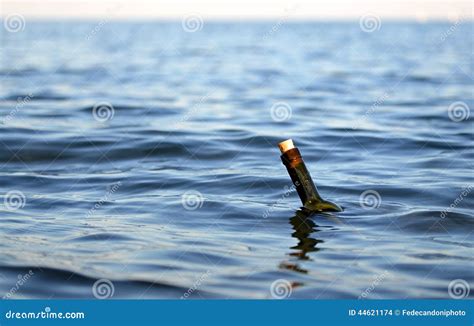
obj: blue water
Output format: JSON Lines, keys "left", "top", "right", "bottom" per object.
{"left": 0, "top": 21, "right": 472, "bottom": 299}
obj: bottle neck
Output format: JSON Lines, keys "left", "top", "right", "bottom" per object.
{"left": 280, "top": 148, "right": 323, "bottom": 207}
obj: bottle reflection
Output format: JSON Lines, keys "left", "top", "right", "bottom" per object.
{"left": 290, "top": 209, "right": 324, "bottom": 259}
{"left": 279, "top": 209, "right": 324, "bottom": 274}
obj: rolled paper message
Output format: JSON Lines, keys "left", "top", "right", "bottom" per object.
{"left": 279, "top": 139, "right": 342, "bottom": 212}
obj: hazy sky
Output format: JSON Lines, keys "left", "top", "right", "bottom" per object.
{"left": 1, "top": 0, "right": 472, "bottom": 20}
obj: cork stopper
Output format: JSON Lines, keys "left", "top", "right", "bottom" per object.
{"left": 278, "top": 139, "right": 295, "bottom": 154}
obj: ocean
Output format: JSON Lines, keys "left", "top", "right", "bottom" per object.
{"left": 0, "top": 21, "right": 472, "bottom": 299}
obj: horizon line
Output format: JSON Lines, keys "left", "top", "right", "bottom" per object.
{"left": 0, "top": 16, "right": 472, "bottom": 23}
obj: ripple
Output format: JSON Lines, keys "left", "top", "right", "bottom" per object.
{"left": 0, "top": 21, "right": 472, "bottom": 299}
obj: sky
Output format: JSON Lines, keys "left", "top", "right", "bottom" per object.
{"left": 1, "top": 0, "right": 472, "bottom": 20}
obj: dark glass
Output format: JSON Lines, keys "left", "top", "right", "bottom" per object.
{"left": 281, "top": 147, "right": 342, "bottom": 212}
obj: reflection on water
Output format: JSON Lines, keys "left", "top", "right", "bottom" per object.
{"left": 279, "top": 210, "right": 324, "bottom": 275}
{"left": 289, "top": 210, "right": 324, "bottom": 261}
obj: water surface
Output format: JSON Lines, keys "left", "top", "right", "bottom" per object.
{"left": 0, "top": 21, "right": 472, "bottom": 299}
